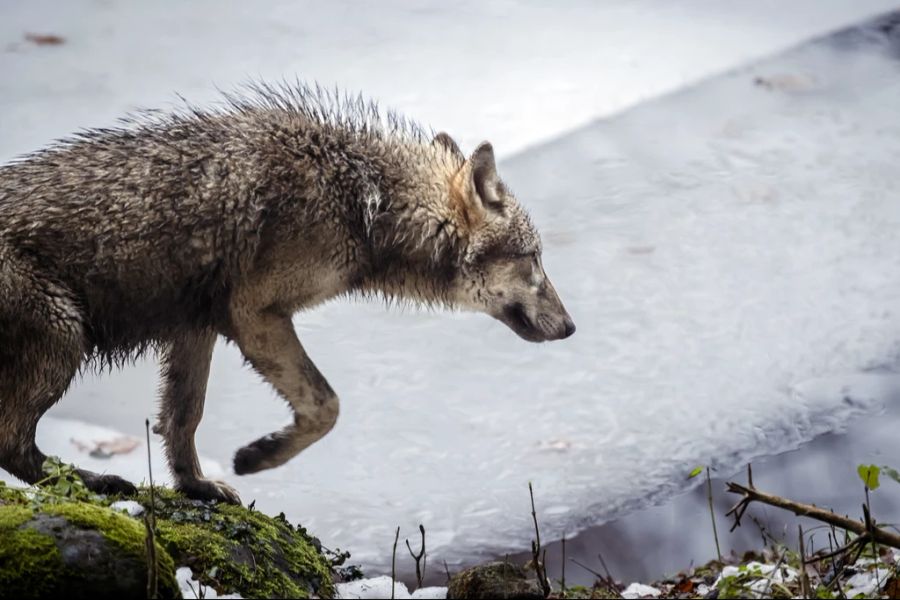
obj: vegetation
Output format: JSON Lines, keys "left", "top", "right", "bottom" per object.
{"left": 0, "top": 458, "right": 344, "bottom": 599}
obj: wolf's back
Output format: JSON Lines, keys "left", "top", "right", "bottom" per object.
{"left": 0, "top": 119, "right": 270, "bottom": 356}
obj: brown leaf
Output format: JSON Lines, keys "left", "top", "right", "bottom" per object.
{"left": 885, "top": 576, "right": 900, "bottom": 600}
{"left": 25, "top": 33, "right": 65, "bottom": 46}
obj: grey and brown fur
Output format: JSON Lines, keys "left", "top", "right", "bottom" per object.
{"left": 0, "top": 82, "right": 574, "bottom": 503}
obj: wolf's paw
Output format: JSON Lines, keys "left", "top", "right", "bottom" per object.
{"left": 76, "top": 470, "right": 139, "bottom": 496}
{"left": 232, "top": 436, "right": 282, "bottom": 475}
{"left": 176, "top": 478, "right": 242, "bottom": 505}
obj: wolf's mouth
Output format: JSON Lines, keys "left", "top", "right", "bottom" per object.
{"left": 499, "top": 302, "right": 547, "bottom": 342}
{"left": 504, "top": 303, "right": 532, "bottom": 330}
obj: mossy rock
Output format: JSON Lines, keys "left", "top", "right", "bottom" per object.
{"left": 447, "top": 560, "right": 544, "bottom": 599}
{"left": 137, "top": 487, "right": 334, "bottom": 598}
{"left": 0, "top": 485, "right": 180, "bottom": 598}
{"left": 0, "top": 482, "right": 335, "bottom": 599}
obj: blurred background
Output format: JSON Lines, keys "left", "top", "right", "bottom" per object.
{"left": 2, "top": 0, "right": 900, "bottom": 586}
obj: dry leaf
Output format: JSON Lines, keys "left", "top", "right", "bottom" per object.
{"left": 25, "top": 33, "right": 65, "bottom": 46}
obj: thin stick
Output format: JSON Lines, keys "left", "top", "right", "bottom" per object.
{"left": 405, "top": 524, "right": 426, "bottom": 591}
{"left": 725, "top": 481, "right": 900, "bottom": 550}
{"left": 568, "top": 559, "right": 621, "bottom": 598}
{"left": 144, "top": 419, "right": 159, "bottom": 599}
{"left": 391, "top": 526, "right": 400, "bottom": 600}
{"left": 597, "top": 552, "right": 614, "bottom": 584}
{"left": 798, "top": 525, "right": 810, "bottom": 599}
{"left": 807, "top": 533, "right": 869, "bottom": 565}
{"left": 561, "top": 534, "right": 566, "bottom": 597}
{"left": 759, "top": 549, "right": 787, "bottom": 599}
{"left": 863, "top": 502, "right": 883, "bottom": 592}
{"left": 528, "top": 482, "right": 551, "bottom": 597}
{"left": 706, "top": 467, "right": 722, "bottom": 562}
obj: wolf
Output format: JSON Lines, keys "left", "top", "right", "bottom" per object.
{"left": 0, "top": 82, "right": 575, "bottom": 503}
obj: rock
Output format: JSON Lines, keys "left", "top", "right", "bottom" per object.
{"left": 0, "top": 477, "right": 336, "bottom": 599}
{"left": 447, "top": 561, "right": 544, "bottom": 599}
{"left": 0, "top": 494, "right": 180, "bottom": 598}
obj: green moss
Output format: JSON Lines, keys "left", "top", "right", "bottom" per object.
{"left": 136, "top": 488, "right": 334, "bottom": 598}
{"left": 1, "top": 488, "right": 63, "bottom": 599}
{"left": 43, "top": 501, "right": 179, "bottom": 594}
{"left": 0, "top": 526, "right": 63, "bottom": 598}
{"left": 0, "top": 503, "right": 33, "bottom": 529}
{"left": 1, "top": 479, "right": 335, "bottom": 599}
{"left": 1, "top": 480, "right": 180, "bottom": 598}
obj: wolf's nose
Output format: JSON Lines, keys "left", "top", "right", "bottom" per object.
{"left": 562, "top": 318, "right": 576, "bottom": 338}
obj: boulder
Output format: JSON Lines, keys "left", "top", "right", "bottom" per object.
{"left": 0, "top": 477, "right": 336, "bottom": 599}
{"left": 447, "top": 560, "right": 544, "bottom": 599}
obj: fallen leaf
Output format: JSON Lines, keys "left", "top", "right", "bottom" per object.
{"left": 25, "top": 32, "right": 65, "bottom": 46}
{"left": 71, "top": 435, "right": 140, "bottom": 459}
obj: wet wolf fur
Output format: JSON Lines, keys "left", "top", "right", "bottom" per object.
{"left": 0, "top": 83, "right": 574, "bottom": 503}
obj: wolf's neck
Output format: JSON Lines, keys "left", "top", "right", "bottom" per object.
{"left": 354, "top": 142, "right": 465, "bottom": 307}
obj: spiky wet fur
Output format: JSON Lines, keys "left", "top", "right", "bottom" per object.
{"left": 0, "top": 81, "right": 570, "bottom": 502}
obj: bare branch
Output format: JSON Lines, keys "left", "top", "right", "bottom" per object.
{"left": 725, "top": 480, "right": 900, "bottom": 550}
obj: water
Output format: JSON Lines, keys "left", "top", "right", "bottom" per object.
{"left": 514, "top": 373, "right": 900, "bottom": 587}
{"left": 3, "top": 3, "right": 900, "bottom": 579}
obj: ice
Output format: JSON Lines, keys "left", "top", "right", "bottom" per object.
{"left": 3, "top": 0, "right": 900, "bottom": 578}
{"left": 1, "top": 1, "right": 896, "bottom": 160}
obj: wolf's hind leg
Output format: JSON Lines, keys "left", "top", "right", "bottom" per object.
{"left": 0, "top": 276, "right": 136, "bottom": 495}
{"left": 156, "top": 329, "right": 240, "bottom": 504}
{"left": 229, "top": 310, "right": 339, "bottom": 475}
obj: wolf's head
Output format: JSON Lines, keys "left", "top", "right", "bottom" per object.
{"left": 435, "top": 134, "right": 575, "bottom": 343}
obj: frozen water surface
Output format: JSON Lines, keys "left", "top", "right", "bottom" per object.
{"left": 2, "top": 1, "right": 900, "bottom": 575}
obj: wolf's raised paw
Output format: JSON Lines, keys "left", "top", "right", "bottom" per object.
{"left": 176, "top": 478, "right": 242, "bottom": 505}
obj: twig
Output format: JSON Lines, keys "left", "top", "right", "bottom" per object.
{"left": 597, "top": 552, "right": 614, "bottom": 584}
{"left": 568, "top": 559, "right": 621, "bottom": 598}
{"left": 443, "top": 559, "right": 451, "bottom": 584}
{"left": 824, "top": 531, "right": 848, "bottom": 599}
{"left": 405, "top": 524, "right": 426, "bottom": 591}
{"left": 561, "top": 534, "right": 566, "bottom": 597}
{"left": 528, "top": 482, "right": 551, "bottom": 597}
{"left": 798, "top": 525, "right": 810, "bottom": 600}
{"left": 863, "top": 502, "right": 883, "bottom": 592}
{"left": 725, "top": 480, "right": 900, "bottom": 550}
{"left": 391, "top": 526, "right": 400, "bottom": 600}
{"left": 144, "top": 419, "right": 159, "bottom": 599}
{"left": 706, "top": 467, "right": 722, "bottom": 562}
{"left": 808, "top": 532, "right": 869, "bottom": 565}
{"left": 759, "top": 549, "right": 787, "bottom": 600}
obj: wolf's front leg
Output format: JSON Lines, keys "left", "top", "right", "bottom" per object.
{"left": 228, "top": 309, "right": 339, "bottom": 475}
{"left": 157, "top": 329, "right": 241, "bottom": 504}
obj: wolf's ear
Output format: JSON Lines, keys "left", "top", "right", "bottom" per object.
{"left": 469, "top": 142, "right": 503, "bottom": 212}
{"left": 433, "top": 132, "right": 464, "bottom": 162}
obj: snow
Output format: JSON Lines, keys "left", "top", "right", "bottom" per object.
{"left": 716, "top": 562, "right": 798, "bottom": 596}
{"left": 0, "top": 418, "right": 226, "bottom": 488}
{"left": 844, "top": 568, "right": 892, "bottom": 598}
{"left": 177, "top": 567, "right": 243, "bottom": 600}
{"left": 336, "top": 577, "right": 446, "bottom": 599}
{"left": 3, "top": 0, "right": 900, "bottom": 577}
{"left": 109, "top": 499, "right": 145, "bottom": 517}
{"left": 621, "top": 582, "right": 662, "bottom": 599}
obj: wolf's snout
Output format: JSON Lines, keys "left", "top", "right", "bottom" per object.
{"left": 562, "top": 317, "right": 576, "bottom": 339}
